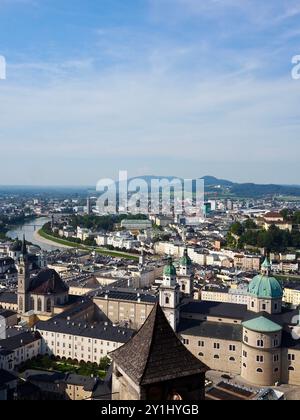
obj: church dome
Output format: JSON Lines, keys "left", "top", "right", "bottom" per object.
{"left": 248, "top": 259, "right": 282, "bottom": 299}
{"left": 180, "top": 249, "right": 192, "bottom": 267}
{"left": 164, "top": 258, "right": 177, "bottom": 277}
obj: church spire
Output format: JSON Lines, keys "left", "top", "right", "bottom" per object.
{"left": 21, "top": 234, "right": 28, "bottom": 256}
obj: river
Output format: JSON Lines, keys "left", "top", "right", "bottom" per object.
{"left": 7, "top": 216, "right": 61, "bottom": 252}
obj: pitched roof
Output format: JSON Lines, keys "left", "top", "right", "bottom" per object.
{"left": 29, "top": 269, "right": 69, "bottom": 295}
{"left": 110, "top": 303, "right": 208, "bottom": 386}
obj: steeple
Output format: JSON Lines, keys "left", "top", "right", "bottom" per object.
{"left": 21, "top": 235, "right": 28, "bottom": 257}
{"left": 110, "top": 303, "right": 208, "bottom": 389}
{"left": 261, "top": 256, "right": 271, "bottom": 276}
{"left": 163, "top": 256, "right": 177, "bottom": 286}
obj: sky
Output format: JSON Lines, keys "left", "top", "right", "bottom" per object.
{"left": 0, "top": 0, "right": 300, "bottom": 186}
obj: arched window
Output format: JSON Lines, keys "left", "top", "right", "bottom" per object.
{"left": 198, "top": 352, "right": 204, "bottom": 357}
{"left": 37, "top": 298, "right": 42, "bottom": 312}
{"left": 182, "top": 284, "right": 186, "bottom": 291}
{"left": 46, "top": 298, "right": 51, "bottom": 313}
{"left": 257, "top": 368, "right": 263, "bottom": 373}
{"left": 229, "top": 357, "right": 235, "bottom": 362}
{"left": 257, "top": 340, "right": 264, "bottom": 348}
{"left": 30, "top": 297, "right": 35, "bottom": 311}
{"left": 214, "top": 355, "right": 220, "bottom": 359}
{"left": 165, "top": 297, "right": 170, "bottom": 305}
{"left": 19, "top": 297, "right": 23, "bottom": 312}
{"left": 289, "top": 367, "right": 295, "bottom": 371}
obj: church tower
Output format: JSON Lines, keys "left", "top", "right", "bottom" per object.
{"left": 178, "top": 248, "right": 194, "bottom": 296}
{"left": 159, "top": 257, "right": 180, "bottom": 331}
{"left": 17, "top": 236, "right": 30, "bottom": 314}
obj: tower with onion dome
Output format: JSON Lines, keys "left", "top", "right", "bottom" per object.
{"left": 159, "top": 257, "right": 180, "bottom": 331}
{"left": 177, "top": 248, "right": 194, "bottom": 297}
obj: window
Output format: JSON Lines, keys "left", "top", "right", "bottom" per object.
{"left": 288, "top": 354, "right": 295, "bottom": 361}
{"left": 244, "top": 336, "right": 248, "bottom": 343}
{"left": 183, "top": 339, "right": 189, "bottom": 345}
{"left": 37, "top": 298, "right": 42, "bottom": 312}
{"left": 289, "top": 367, "right": 295, "bottom": 371}
{"left": 198, "top": 352, "right": 204, "bottom": 357}
{"left": 257, "top": 368, "right": 263, "bottom": 373}
{"left": 257, "top": 340, "right": 264, "bottom": 348}
{"left": 30, "top": 297, "right": 35, "bottom": 311}
{"left": 256, "top": 355, "right": 264, "bottom": 363}
{"left": 214, "top": 355, "right": 220, "bottom": 359}
{"left": 229, "top": 345, "right": 236, "bottom": 352}
{"left": 274, "top": 355, "right": 279, "bottom": 363}
{"left": 19, "top": 297, "right": 23, "bottom": 312}
{"left": 274, "top": 303, "right": 278, "bottom": 310}
{"left": 182, "top": 284, "right": 186, "bottom": 291}
{"left": 243, "top": 363, "right": 247, "bottom": 368}
{"left": 274, "top": 368, "right": 279, "bottom": 373}
{"left": 46, "top": 298, "right": 51, "bottom": 313}
{"left": 251, "top": 301, "right": 254, "bottom": 308}
{"left": 262, "top": 304, "right": 266, "bottom": 311}
{"left": 213, "top": 343, "right": 220, "bottom": 350}
{"left": 229, "top": 357, "right": 235, "bottom": 362}
{"left": 165, "top": 297, "right": 170, "bottom": 305}
{"left": 243, "top": 351, "right": 248, "bottom": 358}
{"left": 198, "top": 341, "right": 205, "bottom": 347}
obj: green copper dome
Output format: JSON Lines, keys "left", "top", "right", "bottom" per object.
{"left": 248, "top": 274, "right": 283, "bottom": 299}
{"left": 180, "top": 249, "right": 192, "bottom": 267}
{"left": 243, "top": 317, "right": 282, "bottom": 333}
{"left": 164, "top": 257, "right": 177, "bottom": 277}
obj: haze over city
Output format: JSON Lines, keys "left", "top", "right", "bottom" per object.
{"left": 0, "top": 0, "right": 300, "bottom": 185}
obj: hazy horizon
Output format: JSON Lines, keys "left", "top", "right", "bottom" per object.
{"left": 0, "top": 1, "right": 300, "bottom": 185}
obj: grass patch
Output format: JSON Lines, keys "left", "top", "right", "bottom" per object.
{"left": 38, "top": 228, "right": 139, "bottom": 260}
{"left": 19, "top": 356, "right": 110, "bottom": 379}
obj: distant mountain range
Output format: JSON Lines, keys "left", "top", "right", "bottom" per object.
{"left": 125, "top": 175, "right": 300, "bottom": 198}
{"left": 1, "top": 176, "right": 300, "bottom": 198}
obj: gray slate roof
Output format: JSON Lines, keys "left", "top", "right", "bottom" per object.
{"left": 110, "top": 303, "right": 208, "bottom": 386}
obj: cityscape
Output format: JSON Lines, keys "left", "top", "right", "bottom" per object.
{"left": 1, "top": 0, "right": 300, "bottom": 406}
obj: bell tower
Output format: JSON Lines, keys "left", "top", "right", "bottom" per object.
{"left": 159, "top": 257, "right": 180, "bottom": 331}
{"left": 17, "top": 236, "right": 30, "bottom": 314}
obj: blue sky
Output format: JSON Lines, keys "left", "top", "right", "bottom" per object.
{"left": 0, "top": 0, "right": 300, "bottom": 185}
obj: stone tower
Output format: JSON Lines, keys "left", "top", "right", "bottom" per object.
{"left": 110, "top": 303, "right": 208, "bottom": 400}
{"left": 17, "top": 236, "right": 30, "bottom": 314}
{"left": 159, "top": 257, "right": 180, "bottom": 331}
{"left": 178, "top": 248, "right": 194, "bottom": 296}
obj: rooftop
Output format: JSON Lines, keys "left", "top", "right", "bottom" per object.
{"left": 110, "top": 303, "right": 208, "bottom": 386}
{"left": 36, "top": 319, "right": 134, "bottom": 343}
{"left": 242, "top": 316, "right": 282, "bottom": 333}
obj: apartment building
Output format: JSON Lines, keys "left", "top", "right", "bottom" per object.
{"left": 36, "top": 318, "right": 134, "bottom": 364}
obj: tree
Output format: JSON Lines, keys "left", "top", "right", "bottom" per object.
{"left": 230, "top": 222, "right": 244, "bottom": 236}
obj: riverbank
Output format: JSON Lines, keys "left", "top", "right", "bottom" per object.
{"left": 33, "top": 230, "right": 72, "bottom": 250}
{"left": 37, "top": 227, "right": 139, "bottom": 260}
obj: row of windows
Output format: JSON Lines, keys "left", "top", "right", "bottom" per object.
{"left": 243, "top": 364, "right": 280, "bottom": 374}
{"left": 250, "top": 301, "right": 279, "bottom": 311}
{"left": 243, "top": 337, "right": 279, "bottom": 347}
{"left": 196, "top": 341, "right": 237, "bottom": 351}
{"left": 242, "top": 352, "right": 280, "bottom": 363}
{"left": 198, "top": 353, "right": 237, "bottom": 362}
{"left": 45, "top": 341, "right": 117, "bottom": 350}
